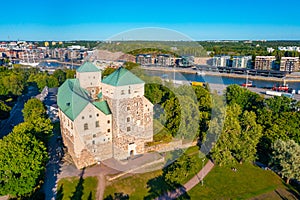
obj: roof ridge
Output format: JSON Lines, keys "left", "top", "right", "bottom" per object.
{"left": 115, "top": 67, "right": 123, "bottom": 85}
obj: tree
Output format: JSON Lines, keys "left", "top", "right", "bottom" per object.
{"left": 102, "top": 67, "right": 116, "bottom": 78}
{"left": 28, "top": 73, "right": 59, "bottom": 91}
{"left": 2, "top": 73, "right": 25, "bottom": 95}
{"left": 177, "top": 96, "right": 199, "bottom": 140}
{"left": 21, "top": 99, "right": 53, "bottom": 142}
{"left": 0, "top": 100, "right": 11, "bottom": 119}
{"left": 225, "top": 84, "right": 263, "bottom": 112}
{"left": 53, "top": 69, "right": 66, "bottom": 85}
{"left": 163, "top": 97, "right": 181, "bottom": 137}
{"left": 235, "top": 111, "right": 262, "bottom": 163}
{"left": 210, "top": 104, "right": 241, "bottom": 166}
{"left": 210, "top": 104, "right": 262, "bottom": 165}
{"left": 164, "top": 153, "right": 197, "bottom": 184}
{"left": 0, "top": 131, "right": 48, "bottom": 197}
{"left": 22, "top": 98, "right": 47, "bottom": 122}
{"left": 270, "top": 139, "right": 300, "bottom": 184}
{"left": 65, "top": 69, "right": 76, "bottom": 79}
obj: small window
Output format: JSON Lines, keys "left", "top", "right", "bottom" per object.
{"left": 93, "top": 134, "right": 97, "bottom": 138}
{"left": 121, "top": 90, "right": 125, "bottom": 95}
{"left": 103, "top": 139, "right": 106, "bottom": 142}
{"left": 82, "top": 116, "right": 84, "bottom": 120}
{"left": 127, "top": 107, "right": 130, "bottom": 111}
{"left": 71, "top": 123, "right": 73, "bottom": 130}
{"left": 93, "top": 76, "right": 95, "bottom": 79}
{"left": 90, "top": 82, "right": 92, "bottom": 85}
{"left": 95, "top": 121, "right": 100, "bottom": 127}
{"left": 84, "top": 123, "right": 88, "bottom": 130}
{"left": 107, "top": 120, "right": 110, "bottom": 124}
{"left": 127, "top": 127, "right": 131, "bottom": 132}
{"left": 96, "top": 113, "right": 99, "bottom": 117}
{"left": 107, "top": 129, "right": 111, "bottom": 133}
{"left": 93, "top": 149, "right": 96, "bottom": 153}
{"left": 92, "top": 140, "right": 95, "bottom": 145}
{"left": 89, "top": 115, "right": 92, "bottom": 118}
{"left": 127, "top": 117, "right": 130, "bottom": 122}
{"left": 108, "top": 137, "right": 110, "bottom": 140}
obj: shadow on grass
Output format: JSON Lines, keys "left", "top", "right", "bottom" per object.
{"left": 144, "top": 174, "right": 190, "bottom": 200}
{"left": 56, "top": 184, "right": 64, "bottom": 200}
{"left": 283, "top": 180, "right": 300, "bottom": 200}
{"left": 70, "top": 168, "right": 85, "bottom": 200}
{"left": 104, "top": 192, "right": 129, "bottom": 200}
{"left": 87, "top": 191, "right": 93, "bottom": 200}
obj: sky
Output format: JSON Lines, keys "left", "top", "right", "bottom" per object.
{"left": 1, "top": 0, "right": 300, "bottom": 41}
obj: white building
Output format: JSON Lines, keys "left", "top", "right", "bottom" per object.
{"left": 212, "top": 56, "right": 231, "bottom": 67}
{"left": 231, "top": 56, "right": 252, "bottom": 68}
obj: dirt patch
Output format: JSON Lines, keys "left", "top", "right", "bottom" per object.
{"left": 249, "top": 188, "right": 299, "bottom": 200}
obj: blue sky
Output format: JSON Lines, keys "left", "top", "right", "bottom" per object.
{"left": 1, "top": 0, "right": 300, "bottom": 40}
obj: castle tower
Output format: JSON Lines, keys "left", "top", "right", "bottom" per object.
{"left": 101, "top": 67, "right": 153, "bottom": 160}
{"left": 76, "top": 62, "right": 101, "bottom": 99}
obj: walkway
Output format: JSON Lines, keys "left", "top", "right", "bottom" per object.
{"left": 156, "top": 160, "right": 215, "bottom": 200}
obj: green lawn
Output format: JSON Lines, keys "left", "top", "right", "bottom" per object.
{"left": 104, "top": 146, "right": 207, "bottom": 199}
{"left": 104, "top": 158, "right": 299, "bottom": 200}
{"left": 57, "top": 176, "right": 98, "bottom": 200}
{"left": 104, "top": 170, "right": 162, "bottom": 200}
{"left": 188, "top": 163, "right": 298, "bottom": 199}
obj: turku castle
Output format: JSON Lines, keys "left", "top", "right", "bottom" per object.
{"left": 57, "top": 62, "right": 153, "bottom": 169}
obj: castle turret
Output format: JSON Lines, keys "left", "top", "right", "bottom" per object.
{"left": 101, "top": 67, "right": 153, "bottom": 159}
{"left": 76, "top": 62, "right": 101, "bottom": 99}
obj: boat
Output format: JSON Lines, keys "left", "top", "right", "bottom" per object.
{"left": 241, "top": 80, "right": 255, "bottom": 87}
{"left": 196, "top": 71, "right": 206, "bottom": 75}
{"left": 272, "top": 79, "right": 289, "bottom": 92}
{"left": 19, "top": 61, "right": 39, "bottom": 67}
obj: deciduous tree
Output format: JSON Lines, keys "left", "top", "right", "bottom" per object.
{"left": 0, "top": 131, "right": 48, "bottom": 197}
{"left": 270, "top": 139, "right": 300, "bottom": 184}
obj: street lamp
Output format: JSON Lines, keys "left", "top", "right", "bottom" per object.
{"left": 246, "top": 70, "right": 249, "bottom": 88}
{"left": 201, "top": 158, "right": 205, "bottom": 186}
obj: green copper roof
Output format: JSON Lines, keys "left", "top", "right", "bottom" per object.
{"left": 77, "top": 62, "right": 100, "bottom": 73}
{"left": 93, "top": 101, "right": 111, "bottom": 115}
{"left": 102, "top": 67, "right": 144, "bottom": 86}
{"left": 97, "top": 92, "right": 103, "bottom": 99}
{"left": 57, "top": 79, "right": 90, "bottom": 120}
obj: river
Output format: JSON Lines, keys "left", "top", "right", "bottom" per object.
{"left": 144, "top": 70, "right": 300, "bottom": 91}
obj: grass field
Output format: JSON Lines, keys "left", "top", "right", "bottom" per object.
{"left": 188, "top": 163, "right": 299, "bottom": 199}
{"left": 104, "top": 156, "right": 299, "bottom": 199}
{"left": 104, "top": 146, "right": 206, "bottom": 199}
{"left": 57, "top": 176, "right": 98, "bottom": 200}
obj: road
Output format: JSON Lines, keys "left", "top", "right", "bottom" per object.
{"left": 0, "top": 86, "right": 39, "bottom": 138}
{"left": 209, "top": 83, "right": 300, "bottom": 101}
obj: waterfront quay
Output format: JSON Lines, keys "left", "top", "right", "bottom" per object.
{"left": 142, "top": 65, "right": 300, "bottom": 82}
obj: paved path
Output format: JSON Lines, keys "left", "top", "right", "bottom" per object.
{"left": 50, "top": 152, "right": 162, "bottom": 200}
{"left": 97, "top": 174, "right": 106, "bottom": 200}
{"left": 0, "top": 86, "right": 38, "bottom": 138}
{"left": 156, "top": 160, "right": 215, "bottom": 200}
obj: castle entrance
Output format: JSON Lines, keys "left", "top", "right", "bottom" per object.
{"left": 128, "top": 143, "right": 136, "bottom": 158}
